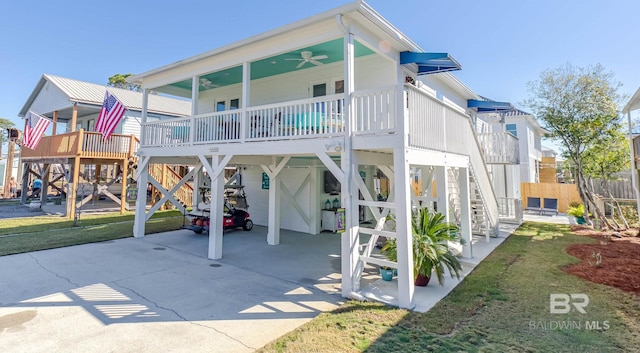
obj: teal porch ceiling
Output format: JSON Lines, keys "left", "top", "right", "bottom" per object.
{"left": 169, "top": 38, "right": 374, "bottom": 92}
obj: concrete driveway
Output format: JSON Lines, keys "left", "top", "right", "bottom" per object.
{"left": 0, "top": 226, "right": 351, "bottom": 352}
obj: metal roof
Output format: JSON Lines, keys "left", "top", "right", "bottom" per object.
{"left": 19, "top": 74, "right": 191, "bottom": 118}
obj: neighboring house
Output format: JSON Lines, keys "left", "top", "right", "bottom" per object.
{"left": 126, "top": 0, "right": 518, "bottom": 309}
{"left": 0, "top": 154, "right": 20, "bottom": 195}
{"left": 503, "top": 109, "right": 549, "bottom": 183}
{"left": 17, "top": 74, "right": 192, "bottom": 213}
{"left": 475, "top": 109, "right": 549, "bottom": 183}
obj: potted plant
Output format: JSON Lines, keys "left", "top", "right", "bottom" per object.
{"left": 381, "top": 208, "right": 463, "bottom": 286}
{"left": 567, "top": 203, "right": 587, "bottom": 224}
{"left": 379, "top": 266, "right": 394, "bottom": 281}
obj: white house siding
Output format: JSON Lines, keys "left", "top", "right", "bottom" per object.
{"left": 418, "top": 75, "right": 470, "bottom": 109}
{"left": 28, "top": 82, "right": 70, "bottom": 117}
{"left": 241, "top": 165, "right": 321, "bottom": 234}
{"left": 121, "top": 110, "right": 145, "bottom": 137}
{"left": 490, "top": 164, "right": 521, "bottom": 199}
{"left": 197, "top": 55, "right": 395, "bottom": 112}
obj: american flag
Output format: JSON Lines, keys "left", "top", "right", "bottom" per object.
{"left": 95, "top": 90, "right": 126, "bottom": 139}
{"left": 23, "top": 111, "right": 51, "bottom": 149}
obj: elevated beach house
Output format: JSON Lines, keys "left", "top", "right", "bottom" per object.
{"left": 127, "top": 0, "right": 518, "bottom": 309}
{"left": 18, "top": 74, "right": 192, "bottom": 215}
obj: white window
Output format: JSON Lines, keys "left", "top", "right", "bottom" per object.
{"left": 215, "top": 98, "right": 240, "bottom": 112}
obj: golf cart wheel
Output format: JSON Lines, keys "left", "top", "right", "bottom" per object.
{"left": 243, "top": 219, "right": 254, "bottom": 231}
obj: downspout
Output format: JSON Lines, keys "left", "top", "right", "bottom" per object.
{"left": 627, "top": 111, "right": 640, "bottom": 222}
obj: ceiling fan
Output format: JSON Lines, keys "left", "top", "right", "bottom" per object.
{"left": 199, "top": 78, "right": 219, "bottom": 89}
{"left": 286, "top": 51, "right": 328, "bottom": 69}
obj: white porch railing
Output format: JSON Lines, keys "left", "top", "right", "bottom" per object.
{"left": 498, "top": 197, "right": 523, "bottom": 223}
{"left": 405, "top": 84, "right": 500, "bottom": 233}
{"left": 352, "top": 85, "right": 396, "bottom": 134}
{"left": 246, "top": 95, "right": 344, "bottom": 140}
{"left": 406, "top": 85, "right": 445, "bottom": 150}
{"left": 142, "top": 95, "right": 346, "bottom": 147}
{"left": 477, "top": 132, "right": 519, "bottom": 164}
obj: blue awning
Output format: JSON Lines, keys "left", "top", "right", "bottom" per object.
{"left": 467, "top": 99, "right": 514, "bottom": 113}
{"left": 400, "top": 52, "right": 461, "bottom": 75}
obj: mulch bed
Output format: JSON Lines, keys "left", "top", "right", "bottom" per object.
{"left": 564, "top": 225, "right": 640, "bottom": 295}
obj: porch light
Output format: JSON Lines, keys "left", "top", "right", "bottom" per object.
{"left": 325, "top": 142, "right": 342, "bottom": 152}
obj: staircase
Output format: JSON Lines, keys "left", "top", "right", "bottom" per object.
{"left": 149, "top": 164, "right": 194, "bottom": 208}
{"left": 446, "top": 167, "right": 497, "bottom": 240}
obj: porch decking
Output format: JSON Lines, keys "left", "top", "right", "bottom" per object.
{"left": 21, "top": 130, "right": 139, "bottom": 162}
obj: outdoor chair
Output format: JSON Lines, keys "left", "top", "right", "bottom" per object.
{"left": 525, "top": 197, "right": 542, "bottom": 214}
{"left": 542, "top": 198, "right": 559, "bottom": 215}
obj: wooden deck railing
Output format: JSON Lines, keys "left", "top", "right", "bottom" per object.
{"left": 149, "top": 164, "right": 194, "bottom": 207}
{"left": 21, "top": 130, "right": 138, "bottom": 160}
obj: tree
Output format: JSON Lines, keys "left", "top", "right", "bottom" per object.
{"left": 0, "top": 117, "right": 16, "bottom": 155}
{"left": 108, "top": 73, "right": 141, "bottom": 92}
{"left": 582, "top": 129, "right": 631, "bottom": 228}
{"left": 524, "top": 63, "right": 624, "bottom": 229}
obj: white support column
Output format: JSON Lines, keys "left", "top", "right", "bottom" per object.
{"left": 192, "top": 164, "right": 202, "bottom": 208}
{"left": 309, "top": 166, "right": 320, "bottom": 234}
{"left": 435, "top": 166, "right": 450, "bottom": 222}
{"left": 208, "top": 155, "right": 225, "bottom": 259}
{"left": 133, "top": 156, "right": 150, "bottom": 238}
{"left": 191, "top": 76, "right": 199, "bottom": 115}
{"left": 340, "top": 28, "right": 359, "bottom": 297}
{"left": 191, "top": 76, "right": 199, "bottom": 144}
{"left": 394, "top": 147, "right": 414, "bottom": 309}
{"left": 363, "top": 165, "right": 375, "bottom": 222}
{"left": 241, "top": 62, "right": 250, "bottom": 143}
{"left": 261, "top": 156, "right": 290, "bottom": 245}
{"left": 394, "top": 51, "right": 414, "bottom": 309}
{"left": 140, "top": 89, "right": 149, "bottom": 145}
{"left": 459, "top": 167, "right": 473, "bottom": 258}
{"left": 196, "top": 154, "right": 232, "bottom": 259}
{"left": 268, "top": 174, "right": 281, "bottom": 245}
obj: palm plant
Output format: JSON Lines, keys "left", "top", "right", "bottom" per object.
{"left": 381, "top": 208, "right": 463, "bottom": 286}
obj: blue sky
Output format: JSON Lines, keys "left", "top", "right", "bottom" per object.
{"left": 1, "top": 0, "right": 639, "bottom": 151}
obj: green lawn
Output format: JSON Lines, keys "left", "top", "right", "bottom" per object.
{"left": 258, "top": 222, "right": 640, "bottom": 353}
{"left": 0, "top": 210, "right": 187, "bottom": 256}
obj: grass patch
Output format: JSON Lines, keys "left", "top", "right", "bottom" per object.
{"left": 0, "top": 210, "right": 187, "bottom": 256}
{"left": 258, "top": 222, "right": 640, "bottom": 352}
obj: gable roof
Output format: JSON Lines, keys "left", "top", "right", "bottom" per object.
{"left": 19, "top": 74, "right": 191, "bottom": 118}
{"left": 128, "top": 0, "right": 475, "bottom": 100}
{"left": 504, "top": 108, "right": 550, "bottom": 135}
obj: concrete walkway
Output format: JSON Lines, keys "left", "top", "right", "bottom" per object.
{"left": 358, "top": 222, "right": 521, "bottom": 312}
{"left": 0, "top": 227, "right": 347, "bottom": 353}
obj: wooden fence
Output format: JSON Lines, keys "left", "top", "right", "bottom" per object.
{"left": 521, "top": 182, "right": 582, "bottom": 214}
{"left": 587, "top": 174, "right": 635, "bottom": 200}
